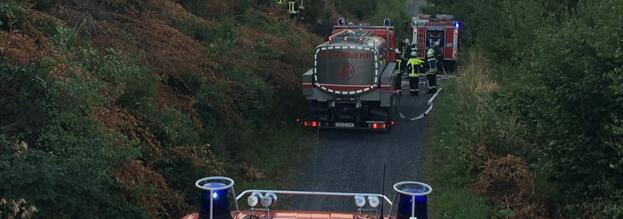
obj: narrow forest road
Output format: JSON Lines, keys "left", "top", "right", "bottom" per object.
{"left": 284, "top": 0, "right": 433, "bottom": 211}
{"left": 288, "top": 84, "right": 435, "bottom": 211}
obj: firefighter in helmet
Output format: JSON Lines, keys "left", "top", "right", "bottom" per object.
{"left": 394, "top": 48, "right": 406, "bottom": 94}
{"left": 406, "top": 50, "right": 425, "bottom": 95}
{"left": 425, "top": 48, "right": 438, "bottom": 93}
{"left": 410, "top": 42, "right": 418, "bottom": 57}
{"left": 433, "top": 40, "right": 445, "bottom": 73}
{"left": 402, "top": 38, "right": 411, "bottom": 58}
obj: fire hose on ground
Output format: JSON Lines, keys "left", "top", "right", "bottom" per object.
{"left": 396, "top": 84, "right": 443, "bottom": 121}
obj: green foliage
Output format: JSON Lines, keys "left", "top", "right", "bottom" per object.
{"left": 0, "top": 63, "right": 145, "bottom": 218}
{"left": 335, "top": 0, "right": 378, "bottom": 20}
{"left": 366, "top": 0, "right": 407, "bottom": 27}
{"left": 0, "top": 0, "right": 329, "bottom": 217}
{"left": 195, "top": 78, "right": 227, "bottom": 128}
{"left": 77, "top": 47, "right": 158, "bottom": 109}
{"left": 239, "top": 76, "right": 274, "bottom": 126}
{"left": 518, "top": 1, "right": 623, "bottom": 216}
{"left": 0, "top": 64, "right": 52, "bottom": 138}
{"left": 201, "top": 17, "right": 237, "bottom": 55}
{"left": 30, "top": 0, "right": 61, "bottom": 11}
{"left": 428, "top": 0, "right": 623, "bottom": 217}
{"left": 178, "top": 0, "right": 240, "bottom": 20}
{"left": 144, "top": 106, "right": 201, "bottom": 147}
{"left": 428, "top": 0, "right": 546, "bottom": 66}
{"left": 426, "top": 79, "right": 490, "bottom": 218}
{"left": 0, "top": 25, "right": 163, "bottom": 217}
{"left": 0, "top": 1, "right": 25, "bottom": 30}
{"left": 170, "top": 15, "right": 213, "bottom": 42}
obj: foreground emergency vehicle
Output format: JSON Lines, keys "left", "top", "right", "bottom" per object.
{"left": 182, "top": 176, "right": 432, "bottom": 219}
{"left": 299, "top": 18, "right": 398, "bottom": 131}
{"left": 409, "top": 14, "right": 460, "bottom": 69}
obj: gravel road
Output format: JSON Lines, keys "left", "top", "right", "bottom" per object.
{"left": 286, "top": 76, "right": 439, "bottom": 211}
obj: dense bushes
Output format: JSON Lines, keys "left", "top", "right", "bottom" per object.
{"left": 1, "top": 0, "right": 326, "bottom": 217}
{"left": 334, "top": 0, "right": 378, "bottom": 20}
{"left": 1, "top": 0, "right": 414, "bottom": 217}
{"left": 0, "top": 43, "right": 146, "bottom": 218}
{"left": 427, "top": 0, "right": 622, "bottom": 217}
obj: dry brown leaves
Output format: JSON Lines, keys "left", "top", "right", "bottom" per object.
{"left": 472, "top": 154, "right": 546, "bottom": 218}
{"left": 115, "top": 160, "right": 188, "bottom": 218}
{"left": 169, "top": 144, "right": 226, "bottom": 175}
{"left": 213, "top": 80, "right": 245, "bottom": 125}
{"left": 144, "top": 0, "right": 192, "bottom": 21}
{"left": 154, "top": 83, "right": 197, "bottom": 113}
{"left": 124, "top": 18, "right": 206, "bottom": 79}
{"left": 0, "top": 2, "right": 65, "bottom": 65}
{"left": 90, "top": 105, "right": 166, "bottom": 160}
{"left": 0, "top": 32, "right": 42, "bottom": 65}
{"left": 91, "top": 106, "right": 138, "bottom": 132}
{"left": 265, "top": 59, "right": 298, "bottom": 89}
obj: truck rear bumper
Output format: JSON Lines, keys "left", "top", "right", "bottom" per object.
{"left": 297, "top": 118, "right": 395, "bottom": 131}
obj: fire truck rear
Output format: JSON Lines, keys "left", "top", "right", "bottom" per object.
{"left": 409, "top": 14, "right": 460, "bottom": 70}
{"left": 299, "top": 21, "right": 398, "bottom": 131}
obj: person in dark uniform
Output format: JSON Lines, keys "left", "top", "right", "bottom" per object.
{"left": 394, "top": 49, "right": 406, "bottom": 94}
{"left": 433, "top": 40, "right": 445, "bottom": 74}
{"left": 425, "top": 48, "right": 438, "bottom": 93}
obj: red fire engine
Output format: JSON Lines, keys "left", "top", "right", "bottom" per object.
{"left": 409, "top": 14, "right": 460, "bottom": 69}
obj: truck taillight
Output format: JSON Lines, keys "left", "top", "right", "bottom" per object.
{"left": 311, "top": 121, "right": 318, "bottom": 127}
{"left": 371, "top": 123, "right": 387, "bottom": 129}
{"left": 303, "top": 120, "right": 318, "bottom": 128}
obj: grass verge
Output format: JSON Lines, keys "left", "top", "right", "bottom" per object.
{"left": 425, "top": 78, "right": 490, "bottom": 218}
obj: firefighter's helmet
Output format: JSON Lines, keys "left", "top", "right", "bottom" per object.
{"left": 395, "top": 48, "right": 401, "bottom": 55}
{"left": 404, "top": 38, "right": 410, "bottom": 45}
{"left": 410, "top": 51, "right": 417, "bottom": 57}
{"left": 427, "top": 48, "right": 435, "bottom": 57}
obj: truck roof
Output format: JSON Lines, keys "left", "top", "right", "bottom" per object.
{"left": 412, "top": 14, "right": 458, "bottom": 27}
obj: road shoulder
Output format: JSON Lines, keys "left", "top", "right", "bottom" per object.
{"left": 424, "top": 78, "right": 490, "bottom": 218}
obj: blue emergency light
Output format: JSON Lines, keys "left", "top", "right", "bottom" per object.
{"left": 384, "top": 18, "right": 391, "bottom": 26}
{"left": 338, "top": 17, "right": 346, "bottom": 26}
{"left": 454, "top": 21, "right": 460, "bottom": 29}
{"left": 393, "top": 181, "right": 432, "bottom": 219}
{"left": 196, "top": 177, "right": 235, "bottom": 219}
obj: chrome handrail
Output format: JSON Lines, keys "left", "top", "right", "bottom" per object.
{"left": 235, "top": 189, "right": 393, "bottom": 206}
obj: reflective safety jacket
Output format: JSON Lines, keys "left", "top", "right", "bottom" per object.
{"left": 406, "top": 58, "right": 425, "bottom": 77}
{"left": 426, "top": 56, "right": 438, "bottom": 73}
{"left": 288, "top": 1, "right": 298, "bottom": 14}
{"left": 394, "top": 58, "right": 405, "bottom": 75}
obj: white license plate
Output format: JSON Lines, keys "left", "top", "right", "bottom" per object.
{"left": 335, "top": 122, "right": 355, "bottom": 128}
